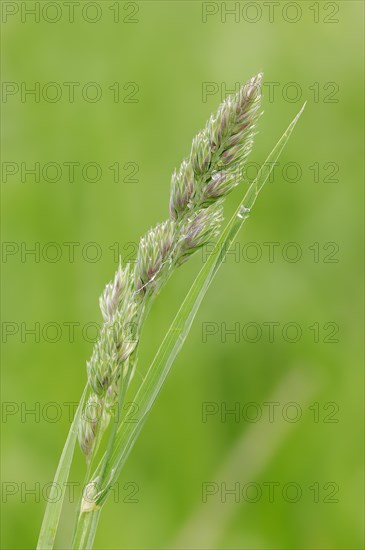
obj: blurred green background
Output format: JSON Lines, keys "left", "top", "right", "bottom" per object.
{"left": 1, "top": 1, "right": 364, "bottom": 548}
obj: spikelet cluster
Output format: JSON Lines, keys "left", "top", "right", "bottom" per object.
{"left": 78, "top": 73, "right": 263, "bottom": 459}
{"left": 78, "top": 264, "right": 137, "bottom": 459}
{"left": 170, "top": 72, "right": 262, "bottom": 219}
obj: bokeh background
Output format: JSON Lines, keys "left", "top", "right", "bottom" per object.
{"left": 1, "top": 1, "right": 364, "bottom": 548}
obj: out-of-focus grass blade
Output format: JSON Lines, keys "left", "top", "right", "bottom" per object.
{"left": 37, "top": 386, "right": 87, "bottom": 549}
{"left": 92, "top": 103, "right": 306, "bottom": 506}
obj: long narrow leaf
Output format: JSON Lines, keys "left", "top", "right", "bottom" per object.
{"left": 93, "top": 102, "right": 306, "bottom": 504}
{"left": 37, "top": 385, "right": 87, "bottom": 549}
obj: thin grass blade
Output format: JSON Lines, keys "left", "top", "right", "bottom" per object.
{"left": 93, "top": 102, "right": 306, "bottom": 503}
{"left": 37, "top": 385, "right": 87, "bottom": 549}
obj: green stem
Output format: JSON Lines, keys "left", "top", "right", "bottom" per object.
{"left": 72, "top": 508, "right": 100, "bottom": 550}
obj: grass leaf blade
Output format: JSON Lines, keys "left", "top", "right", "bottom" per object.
{"left": 95, "top": 103, "right": 306, "bottom": 502}
{"left": 37, "top": 386, "right": 87, "bottom": 550}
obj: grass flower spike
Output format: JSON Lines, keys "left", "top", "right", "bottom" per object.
{"left": 37, "top": 71, "right": 306, "bottom": 550}
{"left": 78, "top": 73, "right": 262, "bottom": 461}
